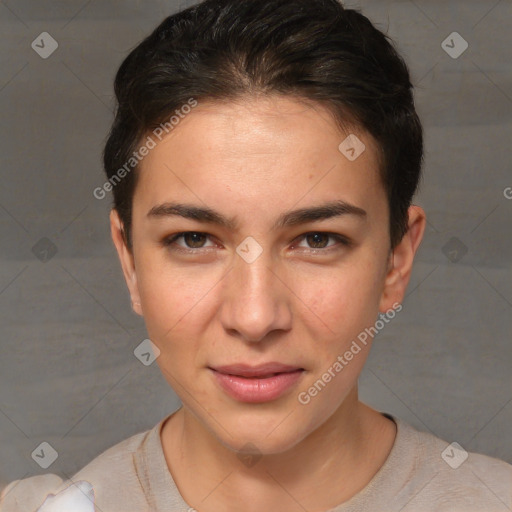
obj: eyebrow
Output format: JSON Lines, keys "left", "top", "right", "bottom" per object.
{"left": 147, "top": 199, "right": 367, "bottom": 231}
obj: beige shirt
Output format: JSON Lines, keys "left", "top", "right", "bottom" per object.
{"left": 1, "top": 411, "right": 511, "bottom": 512}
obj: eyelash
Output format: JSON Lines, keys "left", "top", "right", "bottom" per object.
{"left": 161, "top": 231, "right": 351, "bottom": 255}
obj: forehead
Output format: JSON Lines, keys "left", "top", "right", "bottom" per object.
{"left": 133, "top": 95, "right": 385, "bottom": 223}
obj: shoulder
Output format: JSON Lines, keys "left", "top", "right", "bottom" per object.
{"left": 0, "top": 427, "right": 153, "bottom": 512}
{"left": 394, "top": 419, "right": 512, "bottom": 511}
{"left": 0, "top": 475, "right": 64, "bottom": 511}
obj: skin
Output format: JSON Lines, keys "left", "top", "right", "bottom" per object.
{"left": 111, "top": 95, "right": 426, "bottom": 511}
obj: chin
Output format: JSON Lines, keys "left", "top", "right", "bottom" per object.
{"left": 207, "top": 405, "right": 316, "bottom": 455}
{"left": 223, "top": 427, "right": 310, "bottom": 456}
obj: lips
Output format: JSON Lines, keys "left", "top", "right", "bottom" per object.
{"left": 209, "top": 363, "right": 305, "bottom": 402}
{"left": 210, "top": 362, "right": 303, "bottom": 378}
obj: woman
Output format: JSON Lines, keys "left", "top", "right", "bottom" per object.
{"left": 2, "top": 0, "right": 511, "bottom": 510}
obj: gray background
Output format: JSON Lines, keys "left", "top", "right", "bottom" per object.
{"left": 0, "top": 0, "right": 511, "bottom": 490}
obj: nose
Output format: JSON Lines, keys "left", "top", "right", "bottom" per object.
{"left": 219, "top": 246, "right": 292, "bottom": 343}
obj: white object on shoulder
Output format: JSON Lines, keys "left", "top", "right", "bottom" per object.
{"left": 35, "top": 481, "right": 95, "bottom": 512}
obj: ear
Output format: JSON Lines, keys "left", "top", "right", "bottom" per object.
{"left": 379, "top": 205, "right": 426, "bottom": 313}
{"left": 110, "top": 209, "right": 143, "bottom": 316}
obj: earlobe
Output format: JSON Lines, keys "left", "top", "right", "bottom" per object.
{"left": 379, "top": 205, "right": 426, "bottom": 313}
{"left": 109, "top": 209, "right": 143, "bottom": 316}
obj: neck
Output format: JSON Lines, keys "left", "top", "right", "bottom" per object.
{"left": 161, "top": 388, "right": 396, "bottom": 512}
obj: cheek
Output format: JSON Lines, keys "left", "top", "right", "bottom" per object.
{"left": 292, "top": 258, "right": 386, "bottom": 340}
{"left": 137, "top": 269, "right": 210, "bottom": 389}
{"left": 135, "top": 261, "right": 216, "bottom": 348}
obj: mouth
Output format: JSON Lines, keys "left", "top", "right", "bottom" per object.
{"left": 208, "top": 363, "right": 305, "bottom": 402}
{"left": 209, "top": 362, "right": 304, "bottom": 378}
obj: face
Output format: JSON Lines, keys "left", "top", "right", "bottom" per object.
{"left": 111, "top": 95, "right": 424, "bottom": 454}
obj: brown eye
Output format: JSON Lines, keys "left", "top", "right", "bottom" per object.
{"left": 162, "top": 232, "right": 215, "bottom": 252}
{"left": 181, "top": 232, "right": 208, "bottom": 248}
{"left": 294, "top": 232, "right": 351, "bottom": 252}
{"left": 305, "top": 233, "right": 330, "bottom": 249}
